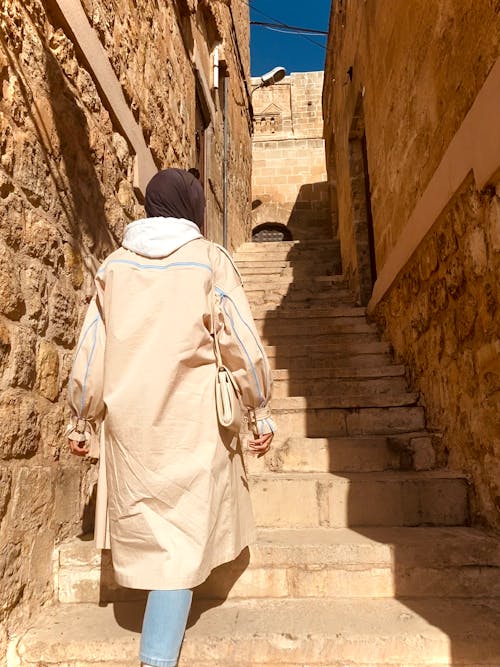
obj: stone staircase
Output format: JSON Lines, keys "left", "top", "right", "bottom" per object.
{"left": 14, "top": 239, "right": 500, "bottom": 666}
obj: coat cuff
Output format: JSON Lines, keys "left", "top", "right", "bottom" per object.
{"left": 255, "top": 416, "right": 277, "bottom": 435}
{"left": 245, "top": 406, "right": 277, "bottom": 435}
{"left": 65, "top": 417, "right": 92, "bottom": 442}
{"left": 65, "top": 418, "right": 100, "bottom": 458}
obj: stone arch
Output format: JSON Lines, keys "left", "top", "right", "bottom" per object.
{"left": 252, "top": 222, "right": 293, "bottom": 243}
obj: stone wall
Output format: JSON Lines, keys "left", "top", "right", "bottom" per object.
{"left": 252, "top": 71, "right": 332, "bottom": 241}
{"left": 77, "top": 0, "right": 252, "bottom": 250}
{"left": 373, "top": 178, "right": 500, "bottom": 528}
{"left": 0, "top": 0, "right": 250, "bottom": 656}
{"left": 323, "top": 0, "right": 500, "bottom": 527}
{"left": 324, "top": 0, "right": 499, "bottom": 280}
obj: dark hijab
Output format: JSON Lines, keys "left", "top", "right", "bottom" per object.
{"left": 145, "top": 168, "right": 205, "bottom": 229}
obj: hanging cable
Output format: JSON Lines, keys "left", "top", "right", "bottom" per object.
{"left": 250, "top": 21, "right": 328, "bottom": 36}
{"left": 238, "top": 0, "right": 328, "bottom": 50}
{"left": 254, "top": 25, "right": 327, "bottom": 40}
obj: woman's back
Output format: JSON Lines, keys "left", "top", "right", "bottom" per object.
{"left": 67, "top": 169, "right": 274, "bottom": 591}
{"left": 99, "top": 239, "right": 216, "bottom": 444}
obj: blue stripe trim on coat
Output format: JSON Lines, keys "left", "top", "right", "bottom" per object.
{"left": 97, "top": 259, "right": 212, "bottom": 275}
{"left": 216, "top": 290, "right": 264, "bottom": 404}
{"left": 69, "top": 314, "right": 100, "bottom": 410}
{"left": 216, "top": 287, "right": 269, "bottom": 406}
{"left": 265, "top": 418, "right": 274, "bottom": 434}
{"left": 80, "top": 315, "right": 100, "bottom": 414}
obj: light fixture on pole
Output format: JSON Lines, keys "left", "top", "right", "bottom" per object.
{"left": 251, "top": 66, "right": 286, "bottom": 95}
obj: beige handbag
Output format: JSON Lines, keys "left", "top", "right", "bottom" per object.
{"left": 209, "top": 243, "right": 243, "bottom": 433}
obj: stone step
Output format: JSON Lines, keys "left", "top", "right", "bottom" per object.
{"left": 56, "top": 527, "right": 500, "bottom": 604}
{"left": 255, "top": 316, "right": 375, "bottom": 337}
{"left": 247, "top": 289, "right": 354, "bottom": 304}
{"left": 248, "top": 293, "right": 356, "bottom": 309}
{"left": 235, "top": 253, "right": 341, "bottom": 266}
{"left": 246, "top": 434, "right": 422, "bottom": 474}
{"left": 246, "top": 294, "right": 355, "bottom": 309}
{"left": 236, "top": 256, "right": 338, "bottom": 266}
{"left": 272, "top": 375, "right": 408, "bottom": 398}
{"left": 198, "top": 526, "right": 500, "bottom": 601}
{"left": 235, "top": 251, "right": 340, "bottom": 264}
{"left": 242, "top": 275, "right": 347, "bottom": 288}
{"left": 249, "top": 471, "right": 468, "bottom": 528}
{"left": 16, "top": 597, "right": 500, "bottom": 665}
{"left": 243, "top": 279, "right": 348, "bottom": 294}
{"left": 265, "top": 339, "right": 389, "bottom": 358}
{"left": 272, "top": 365, "right": 406, "bottom": 380}
{"left": 271, "top": 403, "right": 425, "bottom": 437}
{"left": 267, "top": 352, "right": 393, "bottom": 371}
{"left": 252, "top": 305, "right": 367, "bottom": 319}
{"left": 237, "top": 239, "right": 340, "bottom": 251}
{"left": 271, "top": 394, "right": 419, "bottom": 410}
{"left": 233, "top": 253, "right": 341, "bottom": 268}
{"left": 239, "top": 268, "right": 342, "bottom": 279}
{"left": 238, "top": 265, "right": 338, "bottom": 277}
{"left": 262, "top": 331, "right": 380, "bottom": 347}
{"left": 236, "top": 255, "right": 341, "bottom": 275}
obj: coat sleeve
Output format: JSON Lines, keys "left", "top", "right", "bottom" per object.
{"left": 66, "top": 291, "right": 106, "bottom": 456}
{"left": 213, "top": 247, "right": 276, "bottom": 436}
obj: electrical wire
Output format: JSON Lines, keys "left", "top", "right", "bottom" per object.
{"left": 250, "top": 20, "right": 328, "bottom": 36}
{"left": 239, "top": 0, "right": 327, "bottom": 51}
{"left": 255, "top": 26, "right": 326, "bottom": 38}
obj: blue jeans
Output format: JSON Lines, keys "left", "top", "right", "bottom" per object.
{"left": 140, "top": 589, "right": 193, "bottom": 667}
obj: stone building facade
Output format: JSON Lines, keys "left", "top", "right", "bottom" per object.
{"left": 251, "top": 71, "right": 333, "bottom": 241}
{"left": 323, "top": 1, "right": 500, "bottom": 527}
{"left": 0, "top": 0, "right": 251, "bottom": 657}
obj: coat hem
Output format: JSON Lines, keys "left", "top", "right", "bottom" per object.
{"left": 112, "top": 530, "right": 257, "bottom": 591}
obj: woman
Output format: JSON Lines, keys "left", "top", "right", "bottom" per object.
{"left": 67, "top": 168, "right": 275, "bottom": 667}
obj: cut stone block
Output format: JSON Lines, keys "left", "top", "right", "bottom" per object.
{"left": 271, "top": 404, "right": 425, "bottom": 438}
{"left": 261, "top": 331, "right": 380, "bottom": 348}
{"left": 249, "top": 471, "right": 468, "bottom": 528}
{"left": 246, "top": 435, "right": 402, "bottom": 473}
{"left": 252, "top": 305, "right": 367, "bottom": 319}
{"left": 272, "top": 374, "right": 408, "bottom": 398}
{"left": 254, "top": 315, "right": 375, "bottom": 335}
{"left": 267, "top": 352, "right": 393, "bottom": 370}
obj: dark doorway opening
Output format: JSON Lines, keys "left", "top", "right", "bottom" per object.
{"left": 348, "top": 96, "right": 377, "bottom": 305}
{"left": 195, "top": 91, "right": 210, "bottom": 234}
{"left": 252, "top": 223, "right": 293, "bottom": 243}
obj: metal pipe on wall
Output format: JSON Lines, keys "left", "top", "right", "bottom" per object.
{"left": 223, "top": 74, "right": 229, "bottom": 248}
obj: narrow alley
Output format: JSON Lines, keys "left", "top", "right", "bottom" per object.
{"left": 1, "top": 1, "right": 499, "bottom": 666}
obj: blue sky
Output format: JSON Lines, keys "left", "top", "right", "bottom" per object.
{"left": 249, "top": 0, "right": 330, "bottom": 77}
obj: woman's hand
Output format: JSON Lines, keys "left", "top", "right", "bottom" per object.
{"left": 68, "top": 438, "right": 89, "bottom": 457}
{"left": 247, "top": 432, "right": 273, "bottom": 457}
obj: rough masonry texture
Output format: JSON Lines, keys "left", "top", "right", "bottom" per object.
{"left": 374, "top": 178, "right": 500, "bottom": 527}
{"left": 251, "top": 72, "right": 333, "bottom": 241}
{"left": 0, "top": 0, "right": 251, "bottom": 657}
{"left": 323, "top": 1, "right": 500, "bottom": 527}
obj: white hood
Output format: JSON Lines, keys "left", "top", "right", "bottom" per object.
{"left": 122, "top": 217, "right": 202, "bottom": 258}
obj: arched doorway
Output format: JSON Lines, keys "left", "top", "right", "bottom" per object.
{"left": 252, "top": 223, "right": 293, "bottom": 243}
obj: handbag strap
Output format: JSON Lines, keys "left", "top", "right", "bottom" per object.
{"left": 208, "top": 242, "right": 223, "bottom": 368}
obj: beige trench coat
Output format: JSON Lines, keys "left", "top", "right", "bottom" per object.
{"left": 68, "top": 237, "right": 273, "bottom": 590}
